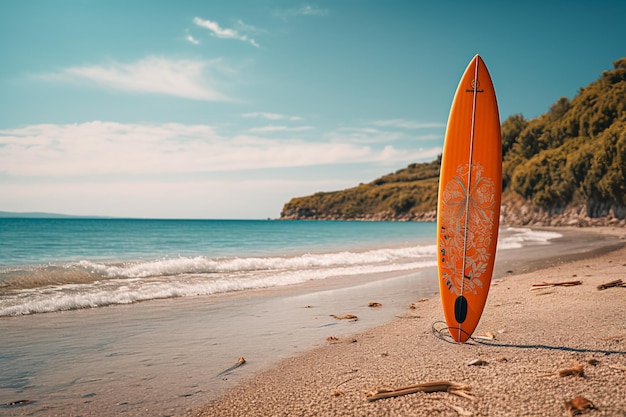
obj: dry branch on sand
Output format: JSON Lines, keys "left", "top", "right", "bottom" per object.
{"left": 330, "top": 314, "right": 358, "bottom": 320}
{"left": 366, "top": 381, "right": 474, "bottom": 402}
{"left": 531, "top": 280, "right": 582, "bottom": 289}
{"left": 597, "top": 279, "right": 625, "bottom": 290}
{"left": 540, "top": 362, "right": 585, "bottom": 378}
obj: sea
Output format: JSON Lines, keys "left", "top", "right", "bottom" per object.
{"left": 0, "top": 218, "right": 563, "bottom": 317}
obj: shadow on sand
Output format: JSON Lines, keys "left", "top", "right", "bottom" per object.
{"left": 432, "top": 322, "right": 626, "bottom": 355}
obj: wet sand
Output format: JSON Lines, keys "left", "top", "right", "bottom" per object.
{"left": 192, "top": 228, "right": 626, "bottom": 417}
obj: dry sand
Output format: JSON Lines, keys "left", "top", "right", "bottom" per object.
{"left": 191, "top": 229, "right": 626, "bottom": 417}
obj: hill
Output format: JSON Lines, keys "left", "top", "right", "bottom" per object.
{"left": 280, "top": 57, "right": 626, "bottom": 226}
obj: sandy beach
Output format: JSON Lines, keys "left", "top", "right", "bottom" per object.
{"left": 191, "top": 228, "right": 626, "bottom": 417}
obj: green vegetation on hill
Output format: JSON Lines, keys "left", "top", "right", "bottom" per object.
{"left": 281, "top": 58, "right": 626, "bottom": 221}
{"left": 503, "top": 58, "right": 626, "bottom": 215}
{"left": 282, "top": 159, "right": 441, "bottom": 219}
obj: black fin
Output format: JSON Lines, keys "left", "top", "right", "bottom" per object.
{"left": 454, "top": 295, "right": 468, "bottom": 323}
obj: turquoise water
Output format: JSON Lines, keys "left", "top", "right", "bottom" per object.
{"left": 0, "top": 218, "right": 436, "bottom": 267}
{"left": 0, "top": 219, "right": 441, "bottom": 316}
{"left": 0, "top": 218, "right": 561, "bottom": 316}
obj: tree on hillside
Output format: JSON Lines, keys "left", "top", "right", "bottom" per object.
{"left": 501, "top": 114, "right": 527, "bottom": 156}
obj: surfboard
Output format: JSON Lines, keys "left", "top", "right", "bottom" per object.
{"left": 437, "top": 54, "right": 502, "bottom": 343}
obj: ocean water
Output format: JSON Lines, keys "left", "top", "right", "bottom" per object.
{"left": 0, "top": 218, "right": 561, "bottom": 317}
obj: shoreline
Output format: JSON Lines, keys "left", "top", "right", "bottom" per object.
{"left": 191, "top": 227, "right": 626, "bottom": 417}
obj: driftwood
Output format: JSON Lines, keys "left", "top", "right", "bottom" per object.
{"left": 330, "top": 314, "right": 358, "bottom": 320}
{"left": 217, "top": 357, "right": 246, "bottom": 376}
{"left": 540, "top": 362, "right": 585, "bottom": 378}
{"left": 597, "top": 279, "right": 625, "bottom": 290}
{"left": 474, "top": 331, "right": 496, "bottom": 340}
{"left": 366, "top": 381, "right": 474, "bottom": 402}
{"left": 467, "top": 359, "right": 488, "bottom": 366}
{"left": 531, "top": 280, "right": 582, "bottom": 290}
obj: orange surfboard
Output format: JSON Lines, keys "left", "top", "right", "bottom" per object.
{"left": 437, "top": 55, "right": 502, "bottom": 343}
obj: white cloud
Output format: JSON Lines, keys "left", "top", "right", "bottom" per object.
{"left": 0, "top": 121, "right": 435, "bottom": 179}
{"left": 324, "top": 127, "right": 405, "bottom": 144}
{"left": 373, "top": 119, "right": 445, "bottom": 129}
{"left": 185, "top": 31, "right": 200, "bottom": 45}
{"left": 48, "top": 56, "right": 234, "bottom": 101}
{"left": 248, "top": 125, "right": 314, "bottom": 133}
{"left": 296, "top": 5, "right": 329, "bottom": 16}
{"left": 275, "top": 5, "right": 329, "bottom": 19}
{"left": 0, "top": 121, "right": 444, "bottom": 218}
{"left": 0, "top": 176, "right": 356, "bottom": 219}
{"left": 193, "top": 17, "right": 260, "bottom": 47}
{"left": 242, "top": 112, "right": 303, "bottom": 121}
{"left": 313, "top": 120, "right": 445, "bottom": 147}
{"left": 242, "top": 112, "right": 286, "bottom": 120}
{"left": 234, "top": 19, "right": 265, "bottom": 35}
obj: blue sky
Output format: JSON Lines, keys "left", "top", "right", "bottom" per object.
{"left": 1, "top": 0, "right": 624, "bottom": 219}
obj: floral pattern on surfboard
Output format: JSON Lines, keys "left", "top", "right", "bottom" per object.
{"left": 439, "top": 162, "right": 497, "bottom": 297}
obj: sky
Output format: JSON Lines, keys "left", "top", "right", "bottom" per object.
{"left": 1, "top": 1, "right": 625, "bottom": 219}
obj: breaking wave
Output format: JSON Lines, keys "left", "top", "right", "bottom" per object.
{"left": 0, "top": 245, "right": 437, "bottom": 316}
{"left": 0, "top": 227, "right": 561, "bottom": 316}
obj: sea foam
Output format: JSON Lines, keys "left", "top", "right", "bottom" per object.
{"left": 499, "top": 227, "right": 562, "bottom": 249}
{"left": 0, "top": 245, "right": 437, "bottom": 316}
{"left": 0, "top": 229, "right": 562, "bottom": 316}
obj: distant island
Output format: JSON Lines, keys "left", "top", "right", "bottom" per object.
{"left": 0, "top": 211, "right": 111, "bottom": 219}
{"left": 281, "top": 58, "right": 626, "bottom": 227}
